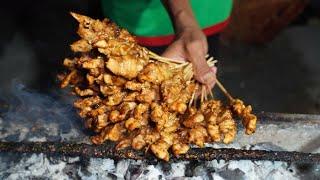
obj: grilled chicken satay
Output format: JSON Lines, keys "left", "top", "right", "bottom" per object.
{"left": 59, "top": 13, "right": 257, "bottom": 161}
{"left": 232, "top": 99, "right": 257, "bottom": 135}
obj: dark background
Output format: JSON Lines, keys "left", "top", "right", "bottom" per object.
{"left": 0, "top": 0, "right": 319, "bottom": 114}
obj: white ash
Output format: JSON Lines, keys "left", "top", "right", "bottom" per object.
{"left": 211, "top": 173, "right": 225, "bottom": 180}
{"left": 0, "top": 154, "right": 69, "bottom": 180}
{"left": 0, "top": 153, "right": 302, "bottom": 179}
{"left": 135, "top": 165, "right": 164, "bottom": 180}
{"left": 237, "top": 123, "right": 320, "bottom": 153}
{"left": 168, "top": 162, "right": 188, "bottom": 178}
{"left": 114, "top": 160, "right": 131, "bottom": 178}
{"left": 28, "top": 136, "right": 47, "bottom": 142}
{"left": 227, "top": 160, "right": 298, "bottom": 180}
{"left": 78, "top": 158, "right": 116, "bottom": 179}
{"left": 203, "top": 142, "right": 242, "bottom": 149}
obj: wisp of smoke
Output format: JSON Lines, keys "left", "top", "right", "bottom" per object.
{"left": 0, "top": 79, "right": 87, "bottom": 142}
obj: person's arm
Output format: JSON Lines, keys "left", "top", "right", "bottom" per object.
{"left": 161, "top": 0, "right": 216, "bottom": 89}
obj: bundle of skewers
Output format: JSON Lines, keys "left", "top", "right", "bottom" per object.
{"left": 149, "top": 52, "right": 257, "bottom": 135}
{"left": 59, "top": 12, "right": 257, "bottom": 161}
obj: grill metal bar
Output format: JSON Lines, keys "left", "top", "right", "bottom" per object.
{"left": 0, "top": 141, "right": 319, "bottom": 163}
{"left": 257, "top": 112, "right": 320, "bottom": 125}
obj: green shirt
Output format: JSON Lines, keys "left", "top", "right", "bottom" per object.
{"left": 101, "top": 0, "right": 232, "bottom": 37}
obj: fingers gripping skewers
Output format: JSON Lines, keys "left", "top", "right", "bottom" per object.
{"left": 59, "top": 13, "right": 257, "bottom": 161}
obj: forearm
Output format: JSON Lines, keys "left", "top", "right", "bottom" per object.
{"left": 161, "top": 0, "right": 200, "bottom": 33}
{"left": 161, "top": 1, "right": 214, "bottom": 87}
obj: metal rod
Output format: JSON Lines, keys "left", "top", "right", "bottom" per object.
{"left": 0, "top": 141, "right": 319, "bottom": 163}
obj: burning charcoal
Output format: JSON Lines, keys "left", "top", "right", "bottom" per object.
{"left": 126, "top": 164, "right": 143, "bottom": 179}
{"left": 184, "top": 161, "right": 201, "bottom": 177}
{"left": 217, "top": 168, "right": 245, "bottom": 180}
{"left": 107, "top": 173, "right": 118, "bottom": 180}
{"left": 63, "top": 165, "right": 79, "bottom": 180}
{"left": 294, "top": 163, "right": 319, "bottom": 180}
{"left": 139, "top": 165, "right": 165, "bottom": 179}
{"left": 77, "top": 157, "right": 92, "bottom": 176}
{"left": 160, "top": 162, "right": 172, "bottom": 175}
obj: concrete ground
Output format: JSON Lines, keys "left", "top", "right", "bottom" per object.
{"left": 0, "top": 1, "right": 319, "bottom": 114}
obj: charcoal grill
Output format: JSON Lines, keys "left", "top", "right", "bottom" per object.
{"left": 0, "top": 84, "right": 320, "bottom": 178}
{"left": 1, "top": 112, "right": 320, "bottom": 163}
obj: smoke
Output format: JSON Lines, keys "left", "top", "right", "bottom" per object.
{"left": 0, "top": 30, "right": 89, "bottom": 142}
{"left": 0, "top": 80, "right": 87, "bottom": 142}
{"left": 0, "top": 33, "right": 38, "bottom": 93}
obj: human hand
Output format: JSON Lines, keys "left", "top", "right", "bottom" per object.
{"left": 162, "top": 27, "right": 217, "bottom": 89}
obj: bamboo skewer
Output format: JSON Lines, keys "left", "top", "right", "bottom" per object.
{"left": 147, "top": 51, "right": 235, "bottom": 104}
{"left": 215, "top": 79, "right": 234, "bottom": 102}
{"left": 149, "top": 51, "right": 184, "bottom": 64}
{"left": 207, "top": 57, "right": 214, "bottom": 63}
{"left": 204, "top": 85, "right": 208, "bottom": 101}
{"left": 174, "top": 62, "right": 189, "bottom": 69}
{"left": 189, "top": 83, "right": 197, "bottom": 107}
{"left": 209, "top": 89, "right": 214, "bottom": 99}
{"left": 193, "top": 84, "right": 198, "bottom": 106}
{"left": 200, "top": 85, "right": 203, "bottom": 103}
{"left": 149, "top": 56, "right": 172, "bottom": 64}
